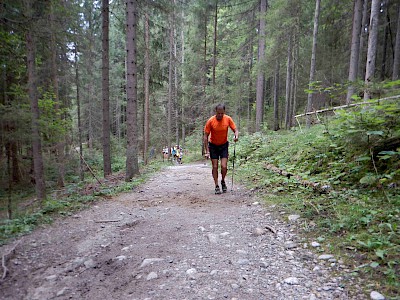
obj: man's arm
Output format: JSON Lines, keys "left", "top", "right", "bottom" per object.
{"left": 233, "top": 128, "right": 239, "bottom": 142}
{"left": 203, "top": 132, "right": 210, "bottom": 158}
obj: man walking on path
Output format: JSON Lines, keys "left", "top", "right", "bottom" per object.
{"left": 204, "top": 103, "right": 239, "bottom": 194}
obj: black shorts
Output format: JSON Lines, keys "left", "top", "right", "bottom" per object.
{"left": 208, "top": 142, "right": 229, "bottom": 160}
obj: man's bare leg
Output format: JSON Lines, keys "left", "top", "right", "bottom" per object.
{"left": 220, "top": 157, "right": 228, "bottom": 192}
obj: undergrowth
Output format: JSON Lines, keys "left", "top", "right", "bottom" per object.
{"left": 233, "top": 99, "right": 399, "bottom": 298}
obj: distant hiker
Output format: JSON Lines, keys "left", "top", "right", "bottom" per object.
{"left": 172, "top": 145, "right": 177, "bottom": 161}
{"left": 162, "top": 146, "right": 169, "bottom": 161}
{"left": 149, "top": 147, "right": 155, "bottom": 159}
{"left": 176, "top": 146, "right": 183, "bottom": 164}
{"left": 203, "top": 103, "right": 239, "bottom": 194}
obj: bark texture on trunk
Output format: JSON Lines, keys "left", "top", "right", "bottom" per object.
{"left": 346, "top": 0, "right": 363, "bottom": 104}
{"left": 273, "top": 61, "right": 280, "bottom": 131}
{"left": 27, "top": 30, "right": 46, "bottom": 200}
{"left": 306, "top": 0, "right": 321, "bottom": 128}
{"left": 144, "top": 10, "right": 150, "bottom": 164}
{"left": 255, "top": 0, "right": 267, "bottom": 132}
{"left": 102, "top": 0, "right": 112, "bottom": 176}
{"left": 125, "top": 0, "right": 140, "bottom": 180}
{"left": 364, "top": 0, "right": 380, "bottom": 100}
{"left": 393, "top": 4, "right": 400, "bottom": 80}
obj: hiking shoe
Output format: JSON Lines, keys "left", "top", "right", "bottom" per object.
{"left": 221, "top": 180, "right": 227, "bottom": 193}
{"left": 215, "top": 185, "right": 222, "bottom": 194}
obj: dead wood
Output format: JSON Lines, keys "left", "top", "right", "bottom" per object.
{"left": 264, "top": 163, "right": 327, "bottom": 193}
{"left": 94, "top": 219, "right": 122, "bottom": 223}
{"left": 265, "top": 225, "right": 277, "bottom": 236}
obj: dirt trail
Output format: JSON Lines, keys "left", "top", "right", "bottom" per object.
{"left": 0, "top": 163, "right": 366, "bottom": 300}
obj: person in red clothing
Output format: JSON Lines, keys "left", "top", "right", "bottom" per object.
{"left": 203, "top": 103, "right": 239, "bottom": 194}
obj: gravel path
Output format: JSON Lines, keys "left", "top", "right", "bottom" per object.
{"left": 0, "top": 163, "right": 368, "bottom": 300}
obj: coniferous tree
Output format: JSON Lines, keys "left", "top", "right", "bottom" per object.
{"left": 306, "top": 0, "right": 321, "bottom": 128}
{"left": 25, "top": 1, "right": 46, "bottom": 201}
{"left": 102, "top": 0, "right": 112, "bottom": 176}
{"left": 346, "top": 0, "right": 363, "bottom": 104}
{"left": 393, "top": 3, "right": 400, "bottom": 80}
{"left": 125, "top": 0, "right": 140, "bottom": 180}
{"left": 143, "top": 7, "right": 150, "bottom": 164}
{"left": 255, "top": 0, "right": 267, "bottom": 132}
{"left": 364, "top": 0, "right": 380, "bottom": 100}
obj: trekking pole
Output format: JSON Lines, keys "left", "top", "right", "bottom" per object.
{"left": 231, "top": 141, "right": 236, "bottom": 192}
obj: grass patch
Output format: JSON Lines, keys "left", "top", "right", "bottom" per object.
{"left": 233, "top": 123, "right": 399, "bottom": 298}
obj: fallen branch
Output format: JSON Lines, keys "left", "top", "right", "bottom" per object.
{"left": 265, "top": 225, "right": 277, "bottom": 236}
{"left": 294, "top": 95, "right": 400, "bottom": 118}
{"left": 73, "top": 146, "right": 102, "bottom": 185}
{"left": 264, "top": 163, "right": 325, "bottom": 192}
{"left": 94, "top": 219, "right": 122, "bottom": 223}
{"left": 1, "top": 239, "right": 22, "bottom": 280}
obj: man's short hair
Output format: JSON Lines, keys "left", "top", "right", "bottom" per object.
{"left": 215, "top": 103, "right": 225, "bottom": 111}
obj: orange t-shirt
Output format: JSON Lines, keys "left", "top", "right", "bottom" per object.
{"left": 204, "top": 115, "right": 236, "bottom": 146}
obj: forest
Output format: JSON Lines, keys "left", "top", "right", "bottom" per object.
{"left": 0, "top": 0, "right": 399, "bottom": 297}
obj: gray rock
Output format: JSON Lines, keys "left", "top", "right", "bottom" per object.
{"left": 56, "top": 287, "right": 68, "bottom": 296}
{"left": 84, "top": 258, "right": 96, "bottom": 268}
{"left": 146, "top": 272, "right": 158, "bottom": 280}
{"left": 311, "top": 241, "right": 321, "bottom": 247}
{"left": 186, "top": 268, "right": 197, "bottom": 279}
{"left": 115, "top": 255, "right": 127, "bottom": 261}
{"left": 318, "top": 254, "right": 334, "bottom": 260}
{"left": 207, "top": 233, "right": 219, "bottom": 244}
{"left": 284, "top": 241, "right": 297, "bottom": 249}
{"left": 284, "top": 277, "right": 299, "bottom": 285}
{"left": 237, "top": 258, "right": 250, "bottom": 265}
{"left": 288, "top": 215, "right": 301, "bottom": 221}
{"left": 140, "top": 258, "right": 164, "bottom": 268}
{"left": 370, "top": 291, "right": 385, "bottom": 300}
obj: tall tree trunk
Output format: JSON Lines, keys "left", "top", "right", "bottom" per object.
{"left": 102, "top": 0, "right": 111, "bottom": 176}
{"left": 246, "top": 9, "right": 255, "bottom": 134}
{"left": 364, "top": 0, "right": 380, "bottom": 100}
{"left": 392, "top": 3, "right": 400, "bottom": 80}
{"left": 167, "top": 13, "right": 174, "bottom": 159}
{"left": 290, "top": 1, "right": 300, "bottom": 123}
{"left": 346, "top": 0, "right": 363, "bottom": 104}
{"left": 273, "top": 61, "right": 280, "bottom": 131}
{"left": 358, "top": 0, "right": 368, "bottom": 79}
{"left": 181, "top": 9, "right": 186, "bottom": 146}
{"left": 289, "top": 41, "right": 297, "bottom": 127}
{"left": 125, "top": 0, "right": 139, "bottom": 180}
{"left": 173, "top": 1, "right": 179, "bottom": 147}
{"left": 284, "top": 34, "right": 292, "bottom": 129}
{"left": 50, "top": 2, "right": 65, "bottom": 187}
{"left": 212, "top": 0, "right": 218, "bottom": 90}
{"left": 255, "top": 0, "right": 267, "bottom": 132}
{"left": 202, "top": 8, "right": 208, "bottom": 110}
{"left": 26, "top": 30, "right": 46, "bottom": 201}
{"left": 75, "top": 44, "right": 84, "bottom": 181}
{"left": 380, "top": 1, "right": 389, "bottom": 81}
{"left": 87, "top": 9, "right": 95, "bottom": 154}
{"left": 306, "top": 0, "right": 321, "bottom": 128}
{"left": 144, "top": 10, "right": 150, "bottom": 164}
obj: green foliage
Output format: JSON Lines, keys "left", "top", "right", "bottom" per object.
{"left": 38, "top": 90, "right": 71, "bottom": 146}
{"left": 330, "top": 98, "right": 400, "bottom": 187}
{"left": 233, "top": 100, "right": 399, "bottom": 296}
